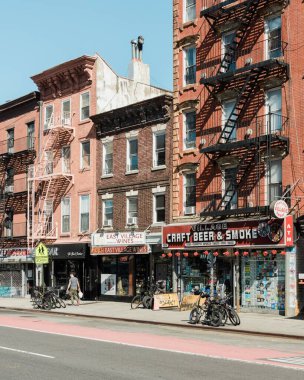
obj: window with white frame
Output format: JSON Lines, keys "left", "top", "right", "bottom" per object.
{"left": 222, "top": 99, "right": 237, "bottom": 141}
{"left": 44, "top": 200, "right": 53, "bottom": 234}
{"left": 61, "top": 197, "right": 70, "bottom": 233}
{"left": 80, "top": 92, "right": 90, "bottom": 120}
{"left": 27, "top": 121, "right": 35, "bottom": 149}
{"left": 184, "top": 0, "right": 196, "bottom": 22}
{"left": 266, "top": 16, "right": 282, "bottom": 59}
{"left": 154, "top": 193, "right": 166, "bottom": 223}
{"left": 153, "top": 131, "right": 166, "bottom": 168}
{"left": 62, "top": 99, "right": 71, "bottom": 126}
{"left": 44, "top": 104, "right": 54, "bottom": 129}
{"left": 267, "top": 159, "right": 282, "bottom": 204}
{"left": 62, "top": 146, "right": 71, "bottom": 173}
{"left": 81, "top": 141, "right": 90, "bottom": 169}
{"left": 103, "top": 199, "right": 113, "bottom": 227}
{"left": 103, "top": 140, "right": 113, "bottom": 175}
{"left": 222, "top": 167, "right": 237, "bottom": 210}
{"left": 7, "top": 128, "right": 14, "bottom": 153}
{"left": 127, "top": 196, "right": 138, "bottom": 225}
{"left": 266, "top": 88, "right": 282, "bottom": 133}
{"left": 127, "top": 137, "right": 138, "bottom": 172}
{"left": 45, "top": 150, "right": 53, "bottom": 175}
{"left": 80, "top": 194, "right": 90, "bottom": 232}
{"left": 184, "top": 173, "right": 196, "bottom": 215}
{"left": 184, "top": 46, "right": 196, "bottom": 86}
{"left": 222, "top": 31, "right": 237, "bottom": 72}
{"left": 184, "top": 110, "right": 196, "bottom": 149}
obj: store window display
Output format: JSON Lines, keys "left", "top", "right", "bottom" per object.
{"left": 241, "top": 255, "right": 285, "bottom": 311}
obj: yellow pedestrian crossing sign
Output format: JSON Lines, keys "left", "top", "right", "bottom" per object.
{"left": 35, "top": 243, "right": 49, "bottom": 265}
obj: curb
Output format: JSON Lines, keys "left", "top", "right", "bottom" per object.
{"left": 1, "top": 306, "right": 303, "bottom": 341}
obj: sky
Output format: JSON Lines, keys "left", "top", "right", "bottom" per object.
{"left": 0, "top": 0, "right": 172, "bottom": 104}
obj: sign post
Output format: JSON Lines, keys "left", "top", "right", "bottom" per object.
{"left": 35, "top": 243, "right": 49, "bottom": 287}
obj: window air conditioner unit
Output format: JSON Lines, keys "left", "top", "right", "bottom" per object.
{"left": 185, "top": 206, "right": 195, "bottom": 215}
{"left": 127, "top": 217, "right": 138, "bottom": 225}
{"left": 62, "top": 117, "right": 71, "bottom": 126}
{"left": 5, "top": 185, "right": 14, "bottom": 194}
{"left": 103, "top": 219, "right": 113, "bottom": 227}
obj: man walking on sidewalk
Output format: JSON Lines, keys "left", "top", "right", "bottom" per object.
{"left": 67, "top": 272, "right": 81, "bottom": 306}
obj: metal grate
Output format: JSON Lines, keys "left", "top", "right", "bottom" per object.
{"left": 267, "top": 356, "right": 304, "bottom": 366}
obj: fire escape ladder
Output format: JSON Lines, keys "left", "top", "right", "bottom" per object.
{"left": 218, "top": 68, "right": 261, "bottom": 144}
{"left": 218, "top": 0, "right": 260, "bottom": 74}
{"left": 218, "top": 145, "right": 259, "bottom": 211}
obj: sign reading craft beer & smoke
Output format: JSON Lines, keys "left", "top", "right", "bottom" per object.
{"left": 162, "top": 219, "right": 292, "bottom": 249}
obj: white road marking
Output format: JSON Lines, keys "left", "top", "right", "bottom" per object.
{"left": 0, "top": 345, "right": 54, "bottom": 359}
{"left": 0, "top": 324, "right": 303, "bottom": 371}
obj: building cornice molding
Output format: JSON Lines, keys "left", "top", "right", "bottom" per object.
{"left": 31, "top": 56, "right": 96, "bottom": 99}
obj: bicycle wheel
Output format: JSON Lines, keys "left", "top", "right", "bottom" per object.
{"left": 131, "top": 295, "right": 142, "bottom": 309}
{"left": 42, "top": 299, "right": 52, "bottom": 310}
{"left": 228, "top": 308, "right": 241, "bottom": 326}
{"left": 143, "top": 296, "right": 153, "bottom": 309}
{"left": 220, "top": 306, "right": 228, "bottom": 326}
{"left": 210, "top": 308, "right": 223, "bottom": 327}
{"left": 189, "top": 307, "right": 202, "bottom": 324}
{"left": 58, "top": 298, "right": 66, "bottom": 308}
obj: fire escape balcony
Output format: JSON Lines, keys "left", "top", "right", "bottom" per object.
{"left": 200, "top": 39, "right": 288, "bottom": 87}
{"left": 44, "top": 112, "right": 74, "bottom": 133}
{"left": 0, "top": 136, "right": 36, "bottom": 158}
{"left": 200, "top": 113, "right": 289, "bottom": 159}
{"left": 200, "top": 0, "right": 287, "bottom": 28}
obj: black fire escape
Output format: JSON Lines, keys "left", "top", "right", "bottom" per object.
{"left": 199, "top": 0, "right": 289, "bottom": 218}
{"left": 0, "top": 136, "right": 36, "bottom": 242}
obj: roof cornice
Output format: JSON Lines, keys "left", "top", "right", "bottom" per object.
{"left": 0, "top": 91, "right": 40, "bottom": 113}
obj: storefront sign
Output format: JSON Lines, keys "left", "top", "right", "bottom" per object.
{"left": 91, "top": 245, "right": 148, "bottom": 255}
{"left": 35, "top": 243, "right": 49, "bottom": 265}
{"left": 101, "top": 274, "right": 116, "bottom": 295}
{"left": 0, "top": 248, "right": 33, "bottom": 263}
{"left": 284, "top": 215, "right": 294, "bottom": 247}
{"left": 271, "top": 200, "right": 289, "bottom": 219}
{"left": 180, "top": 294, "right": 201, "bottom": 311}
{"left": 153, "top": 293, "right": 180, "bottom": 310}
{"left": 46, "top": 244, "right": 87, "bottom": 260}
{"left": 92, "top": 232, "right": 146, "bottom": 246}
{"left": 162, "top": 219, "right": 288, "bottom": 249}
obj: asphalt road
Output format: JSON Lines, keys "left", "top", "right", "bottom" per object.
{"left": 0, "top": 310, "right": 303, "bottom": 380}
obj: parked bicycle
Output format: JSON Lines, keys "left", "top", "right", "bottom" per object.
{"left": 189, "top": 292, "right": 223, "bottom": 327}
{"left": 131, "top": 281, "right": 166, "bottom": 309}
{"left": 189, "top": 292, "right": 240, "bottom": 327}
{"left": 31, "top": 287, "right": 66, "bottom": 310}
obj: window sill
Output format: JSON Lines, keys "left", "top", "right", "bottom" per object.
{"left": 151, "top": 165, "right": 166, "bottom": 171}
{"left": 180, "top": 148, "right": 198, "bottom": 157}
{"left": 60, "top": 233, "right": 71, "bottom": 237}
{"left": 179, "top": 19, "right": 197, "bottom": 31}
{"left": 180, "top": 84, "right": 198, "bottom": 94}
{"left": 101, "top": 174, "right": 113, "bottom": 179}
{"left": 125, "top": 225, "right": 138, "bottom": 230}
{"left": 101, "top": 226, "right": 113, "bottom": 231}
{"left": 77, "top": 232, "right": 91, "bottom": 237}
{"left": 151, "top": 222, "right": 166, "bottom": 227}
{"left": 125, "top": 170, "right": 139, "bottom": 175}
{"left": 79, "top": 167, "right": 91, "bottom": 172}
{"left": 78, "top": 119, "right": 91, "bottom": 126}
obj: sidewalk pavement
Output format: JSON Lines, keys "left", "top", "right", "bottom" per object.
{"left": 0, "top": 297, "right": 303, "bottom": 339}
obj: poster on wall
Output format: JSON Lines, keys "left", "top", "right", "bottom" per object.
{"left": 101, "top": 274, "right": 116, "bottom": 295}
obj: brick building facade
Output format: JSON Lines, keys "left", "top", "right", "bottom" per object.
{"left": 90, "top": 94, "right": 173, "bottom": 300}
{"left": 0, "top": 92, "right": 40, "bottom": 296}
{"left": 167, "top": 0, "right": 304, "bottom": 315}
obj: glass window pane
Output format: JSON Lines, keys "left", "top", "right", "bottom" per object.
{"left": 82, "top": 142, "right": 90, "bottom": 168}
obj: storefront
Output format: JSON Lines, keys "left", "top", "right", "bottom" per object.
{"left": 45, "top": 243, "right": 89, "bottom": 294}
{"left": 0, "top": 248, "right": 34, "bottom": 297}
{"left": 91, "top": 231, "right": 150, "bottom": 300}
{"left": 162, "top": 216, "right": 295, "bottom": 315}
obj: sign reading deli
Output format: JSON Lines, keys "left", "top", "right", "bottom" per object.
{"left": 162, "top": 218, "right": 293, "bottom": 249}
